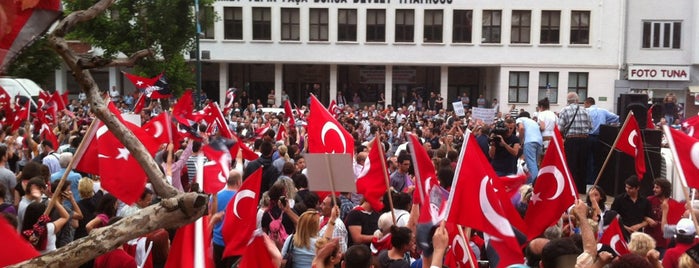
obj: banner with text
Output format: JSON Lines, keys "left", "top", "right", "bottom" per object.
{"left": 472, "top": 107, "right": 496, "bottom": 123}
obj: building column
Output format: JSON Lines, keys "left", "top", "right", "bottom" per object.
{"left": 274, "top": 63, "right": 283, "bottom": 107}
{"left": 329, "top": 64, "right": 338, "bottom": 105}
{"left": 385, "top": 65, "right": 393, "bottom": 107}
{"left": 440, "top": 66, "right": 449, "bottom": 108}
{"left": 219, "top": 62, "right": 228, "bottom": 107}
{"left": 108, "top": 67, "right": 120, "bottom": 94}
{"left": 54, "top": 66, "right": 68, "bottom": 93}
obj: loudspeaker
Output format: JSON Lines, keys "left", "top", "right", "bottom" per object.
{"left": 617, "top": 94, "right": 649, "bottom": 129}
{"left": 594, "top": 125, "right": 661, "bottom": 197}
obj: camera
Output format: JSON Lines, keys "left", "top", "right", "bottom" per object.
{"left": 489, "top": 121, "right": 509, "bottom": 143}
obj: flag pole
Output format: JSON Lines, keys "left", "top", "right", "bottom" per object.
{"left": 662, "top": 125, "right": 699, "bottom": 233}
{"left": 377, "top": 135, "right": 397, "bottom": 224}
{"left": 406, "top": 132, "right": 425, "bottom": 204}
{"left": 324, "top": 153, "right": 338, "bottom": 207}
{"left": 592, "top": 111, "right": 633, "bottom": 187}
{"left": 44, "top": 117, "right": 100, "bottom": 215}
{"left": 458, "top": 225, "right": 477, "bottom": 268}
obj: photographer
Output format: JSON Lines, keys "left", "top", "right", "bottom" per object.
{"left": 488, "top": 118, "right": 521, "bottom": 176}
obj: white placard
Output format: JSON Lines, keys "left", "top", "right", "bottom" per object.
{"left": 452, "top": 101, "right": 465, "bottom": 117}
{"left": 306, "top": 154, "right": 357, "bottom": 193}
{"left": 122, "top": 114, "right": 142, "bottom": 126}
{"left": 472, "top": 107, "right": 496, "bottom": 123}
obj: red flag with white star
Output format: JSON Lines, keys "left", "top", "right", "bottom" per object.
{"left": 75, "top": 103, "right": 160, "bottom": 204}
{"left": 664, "top": 126, "right": 699, "bottom": 189}
{"left": 615, "top": 113, "right": 645, "bottom": 180}
{"left": 445, "top": 131, "right": 523, "bottom": 267}
{"left": 524, "top": 126, "right": 578, "bottom": 240}
{"left": 599, "top": 217, "right": 630, "bottom": 256}
{"left": 222, "top": 168, "right": 263, "bottom": 257}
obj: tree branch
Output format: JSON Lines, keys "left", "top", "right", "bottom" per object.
{"left": 77, "top": 49, "right": 154, "bottom": 69}
{"left": 51, "top": 0, "right": 117, "bottom": 38}
{"left": 8, "top": 192, "right": 209, "bottom": 268}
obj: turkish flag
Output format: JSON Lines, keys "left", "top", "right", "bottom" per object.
{"left": 224, "top": 88, "right": 236, "bottom": 109}
{"left": 51, "top": 91, "right": 68, "bottom": 111}
{"left": 238, "top": 232, "right": 278, "bottom": 268}
{"left": 443, "top": 223, "right": 478, "bottom": 268}
{"left": 38, "top": 90, "right": 51, "bottom": 109}
{"left": 524, "top": 127, "right": 578, "bottom": 240}
{"left": 201, "top": 138, "right": 235, "bottom": 194}
{"left": 664, "top": 126, "right": 699, "bottom": 189}
{"left": 164, "top": 216, "right": 214, "bottom": 268}
{"left": 0, "top": 86, "right": 10, "bottom": 104}
{"left": 229, "top": 139, "right": 259, "bottom": 161}
{"left": 0, "top": 0, "right": 61, "bottom": 72}
{"left": 173, "top": 89, "right": 195, "bottom": 124}
{"left": 75, "top": 103, "right": 160, "bottom": 204}
{"left": 307, "top": 94, "right": 354, "bottom": 154}
{"left": 283, "top": 100, "right": 296, "bottom": 126}
{"left": 599, "top": 217, "right": 630, "bottom": 256}
{"left": 142, "top": 112, "right": 178, "bottom": 144}
{"left": 682, "top": 115, "right": 699, "bottom": 139}
{"left": 38, "top": 116, "right": 58, "bottom": 150}
{"left": 0, "top": 217, "right": 39, "bottom": 267}
{"left": 667, "top": 198, "right": 686, "bottom": 225}
{"left": 222, "top": 168, "right": 263, "bottom": 257}
{"left": 492, "top": 175, "right": 528, "bottom": 235}
{"left": 124, "top": 72, "right": 159, "bottom": 90}
{"left": 356, "top": 138, "right": 388, "bottom": 212}
{"left": 133, "top": 93, "right": 146, "bottom": 114}
{"left": 275, "top": 124, "right": 287, "bottom": 142}
{"left": 615, "top": 115, "right": 645, "bottom": 180}
{"left": 10, "top": 100, "right": 30, "bottom": 132}
{"left": 206, "top": 102, "right": 233, "bottom": 139}
{"left": 444, "top": 131, "right": 523, "bottom": 268}
{"left": 407, "top": 133, "right": 442, "bottom": 224}
{"left": 647, "top": 105, "right": 655, "bottom": 129}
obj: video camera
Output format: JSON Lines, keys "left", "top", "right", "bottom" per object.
{"left": 489, "top": 121, "right": 509, "bottom": 143}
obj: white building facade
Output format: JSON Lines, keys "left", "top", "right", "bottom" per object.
{"left": 615, "top": 0, "right": 699, "bottom": 119}
{"left": 187, "top": 0, "right": 624, "bottom": 113}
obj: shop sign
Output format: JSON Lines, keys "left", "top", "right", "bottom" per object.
{"left": 628, "top": 65, "right": 690, "bottom": 81}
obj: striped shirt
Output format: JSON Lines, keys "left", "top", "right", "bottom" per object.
{"left": 557, "top": 103, "right": 592, "bottom": 136}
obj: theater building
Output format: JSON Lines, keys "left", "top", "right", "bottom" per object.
{"left": 186, "top": 0, "right": 624, "bottom": 112}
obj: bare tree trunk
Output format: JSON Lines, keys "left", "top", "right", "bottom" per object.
{"left": 9, "top": 0, "right": 207, "bottom": 266}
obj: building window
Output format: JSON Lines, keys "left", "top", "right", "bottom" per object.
{"left": 224, "top": 7, "right": 243, "bottom": 40}
{"left": 200, "top": 6, "right": 215, "bottom": 39}
{"left": 568, "top": 72, "right": 588, "bottom": 100}
{"left": 642, "top": 21, "right": 681, "bottom": 49}
{"left": 538, "top": 72, "right": 558, "bottom": 104}
{"left": 510, "top": 10, "right": 530, "bottom": 44}
{"left": 338, "top": 9, "right": 357, "bottom": 41}
{"left": 452, "top": 10, "right": 472, "bottom": 43}
{"left": 570, "top": 11, "right": 590, "bottom": 44}
{"left": 309, "top": 8, "right": 329, "bottom": 41}
{"left": 540, "top": 10, "right": 560, "bottom": 44}
{"left": 366, "top": 9, "right": 386, "bottom": 42}
{"left": 252, "top": 7, "right": 271, "bottom": 40}
{"left": 424, "top": 10, "right": 443, "bottom": 43}
{"left": 394, "top": 9, "right": 414, "bottom": 43}
{"left": 281, "top": 8, "right": 299, "bottom": 41}
{"left": 482, "top": 10, "right": 501, "bottom": 43}
{"left": 508, "top": 72, "right": 529, "bottom": 103}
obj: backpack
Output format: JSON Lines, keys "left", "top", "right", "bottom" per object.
{"left": 268, "top": 211, "right": 289, "bottom": 248}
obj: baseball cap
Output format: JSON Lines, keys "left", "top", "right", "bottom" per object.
{"left": 677, "top": 218, "right": 696, "bottom": 235}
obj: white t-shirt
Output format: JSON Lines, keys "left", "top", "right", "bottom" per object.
{"left": 40, "top": 223, "right": 57, "bottom": 255}
{"left": 537, "top": 110, "right": 557, "bottom": 138}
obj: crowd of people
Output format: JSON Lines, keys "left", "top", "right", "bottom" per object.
{"left": 1, "top": 87, "right": 699, "bottom": 268}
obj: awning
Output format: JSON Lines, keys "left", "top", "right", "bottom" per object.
{"left": 689, "top": 86, "right": 699, "bottom": 93}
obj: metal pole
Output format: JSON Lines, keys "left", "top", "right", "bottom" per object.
{"left": 194, "top": 0, "right": 202, "bottom": 110}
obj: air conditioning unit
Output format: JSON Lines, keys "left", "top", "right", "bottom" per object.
{"left": 202, "top": 50, "right": 210, "bottom": 60}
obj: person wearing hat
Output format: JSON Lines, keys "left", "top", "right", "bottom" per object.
{"left": 662, "top": 218, "right": 698, "bottom": 268}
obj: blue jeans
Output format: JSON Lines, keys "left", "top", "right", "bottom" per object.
{"left": 523, "top": 142, "right": 542, "bottom": 184}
